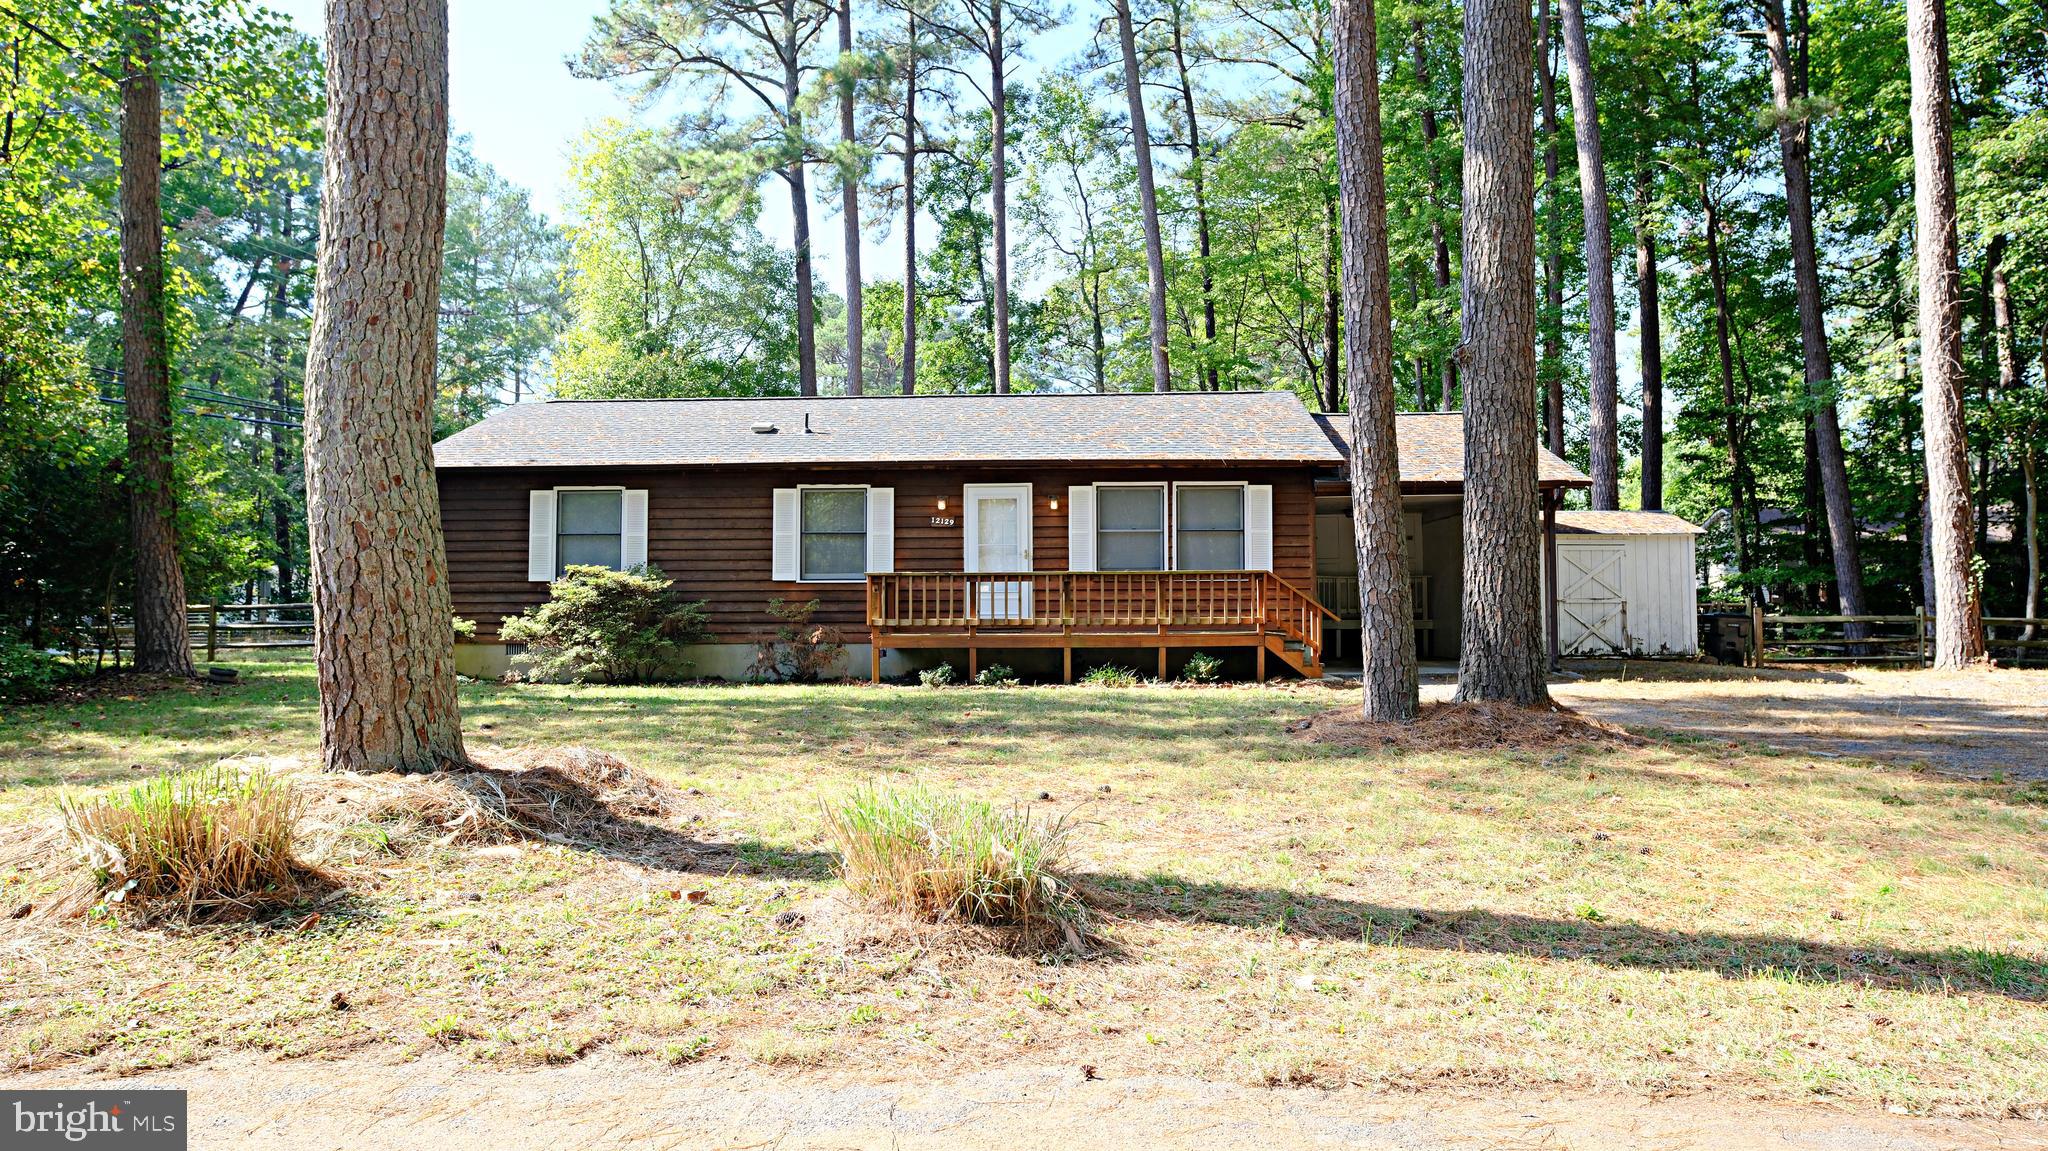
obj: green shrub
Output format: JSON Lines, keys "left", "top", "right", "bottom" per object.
{"left": 58, "top": 766, "right": 327, "bottom": 922}
{"left": 452, "top": 615, "right": 477, "bottom": 640}
{"left": 1080, "top": 664, "right": 1143, "bottom": 688}
{"left": 1180, "top": 651, "right": 1223, "bottom": 683}
{"left": 749, "top": 597, "right": 846, "bottom": 681}
{"left": 822, "top": 782, "right": 1085, "bottom": 939}
{"left": 919, "top": 663, "right": 956, "bottom": 687}
{"left": 0, "top": 638, "right": 70, "bottom": 701}
{"left": 498, "top": 565, "right": 709, "bottom": 683}
{"left": 974, "top": 663, "right": 1018, "bottom": 687}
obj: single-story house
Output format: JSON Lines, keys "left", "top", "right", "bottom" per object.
{"left": 432, "top": 391, "right": 1696, "bottom": 681}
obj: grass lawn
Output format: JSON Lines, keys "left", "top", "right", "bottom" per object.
{"left": 2, "top": 659, "right": 2045, "bottom": 1116}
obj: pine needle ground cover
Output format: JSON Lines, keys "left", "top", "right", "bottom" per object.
{"left": 1, "top": 659, "right": 2044, "bottom": 1116}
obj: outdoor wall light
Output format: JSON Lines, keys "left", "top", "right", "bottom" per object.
{"left": 937, "top": 498, "right": 948, "bottom": 511}
{"left": 1050, "top": 498, "right": 1060, "bottom": 511}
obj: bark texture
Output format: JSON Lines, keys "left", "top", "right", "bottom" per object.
{"left": 839, "top": 0, "right": 862, "bottom": 395}
{"left": 1410, "top": 19, "right": 1454, "bottom": 410}
{"left": 1762, "top": 0, "right": 1865, "bottom": 619}
{"left": 1634, "top": 167, "right": 1663, "bottom": 510}
{"left": 119, "top": 4, "right": 194, "bottom": 677}
{"left": 1117, "top": 0, "right": 1172, "bottom": 393}
{"left": 989, "top": 0, "right": 1010, "bottom": 393}
{"left": 1167, "top": 1, "right": 1217, "bottom": 391}
{"left": 900, "top": 5, "right": 918, "bottom": 395}
{"left": 1535, "top": 0, "right": 1564, "bottom": 452}
{"left": 1904, "top": 0, "right": 1985, "bottom": 666}
{"left": 1455, "top": 0, "right": 1548, "bottom": 705}
{"left": 1559, "top": 0, "right": 1617, "bottom": 509}
{"left": 1334, "top": 0, "right": 1415, "bottom": 721}
{"left": 304, "top": 0, "right": 467, "bottom": 771}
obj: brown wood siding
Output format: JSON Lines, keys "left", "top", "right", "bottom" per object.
{"left": 440, "top": 465, "right": 1319, "bottom": 643}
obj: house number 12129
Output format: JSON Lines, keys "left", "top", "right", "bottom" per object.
{"left": 930, "top": 516, "right": 957, "bottom": 527}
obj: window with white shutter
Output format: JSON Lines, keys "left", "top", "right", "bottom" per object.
{"left": 527, "top": 490, "right": 557, "bottom": 582}
{"left": 1245, "top": 484, "right": 1274, "bottom": 571}
{"left": 1067, "top": 486, "right": 1096, "bottom": 572}
{"left": 865, "top": 487, "right": 894, "bottom": 573}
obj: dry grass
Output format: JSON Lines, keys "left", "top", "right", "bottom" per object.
{"left": 2, "top": 661, "right": 2044, "bottom": 1116}
{"left": 49, "top": 765, "right": 329, "bottom": 923}
{"left": 822, "top": 782, "right": 1085, "bottom": 948}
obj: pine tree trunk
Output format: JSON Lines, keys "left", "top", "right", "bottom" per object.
{"left": 989, "top": 1, "right": 1011, "bottom": 393}
{"left": 269, "top": 187, "right": 297, "bottom": 600}
{"left": 2025, "top": 319, "right": 2043, "bottom": 641}
{"left": 1702, "top": 184, "right": 1751, "bottom": 588}
{"left": 1410, "top": 19, "right": 1455, "bottom": 411}
{"left": 839, "top": 0, "right": 862, "bottom": 395}
{"left": 1559, "top": 0, "right": 1617, "bottom": 509}
{"left": 1905, "top": 0, "right": 1985, "bottom": 666}
{"left": 1634, "top": 167, "right": 1662, "bottom": 511}
{"left": 1335, "top": 0, "right": 1416, "bottom": 721}
{"left": 304, "top": 0, "right": 466, "bottom": 772}
{"left": 1455, "top": 0, "right": 1547, "bottom": 706}
{"left": 119, "top": 3, "right": 194, "bottom": 677}
{"left": 1535, "top": 0, "right": 1564, "bottom": 451}
{"left": 787, "top": 47, "right": 819, "bottom": 398}
{"left": 1322, "top": 192, "right": 1341, "bottom": 411}
{"left": 901, "top": 7, "right": 918, "bottom": 396}
{"left": 1763, "top": 0, "right": 1865, "bottom": 622}
{"left": 1117, "top": 0, "right": 1172, "bottom": 393}
{"left": 1168, "top": 4, "right": 1218, "bottom": 392}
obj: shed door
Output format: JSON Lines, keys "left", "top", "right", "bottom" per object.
{"left": 1558, "top": 543, "right": 1627, "bottom": 655}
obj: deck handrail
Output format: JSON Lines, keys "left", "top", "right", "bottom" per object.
{"left": 868, "top": 569, "right": 1331, "bottom": 670}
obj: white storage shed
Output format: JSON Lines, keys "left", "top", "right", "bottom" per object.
{"left": 1549, "top": 511, "right": 1702, "bottom": 657}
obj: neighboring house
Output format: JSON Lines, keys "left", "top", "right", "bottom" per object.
{"left": 433, "top": 391, "right": 1693, "bottom": 681}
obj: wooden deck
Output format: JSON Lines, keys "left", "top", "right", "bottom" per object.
{"left": 865, "top": 570, "right": 1337, "bottom": 681}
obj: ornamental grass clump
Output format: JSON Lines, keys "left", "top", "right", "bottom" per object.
{"left": 822, "top": 783, "right": 1086, "bottom": 944}
{"left": 57, "top": 766, "right": 329, "bottom": 923}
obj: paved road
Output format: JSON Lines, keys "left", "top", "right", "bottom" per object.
{"left": 21, "top": 1051, "right": 2044, "bottom": 1150}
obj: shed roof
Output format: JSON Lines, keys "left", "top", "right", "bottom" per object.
{"left": 1555, "top": 510, "right": 1703, "bottom": 535}
{"left": 1312, "top": 413, "right": 1592, "bottom": 488}
{"left": 433, "top": 391, "right": 1345, "bottom": 469}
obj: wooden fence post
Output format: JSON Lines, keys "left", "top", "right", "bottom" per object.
{"left": 1916, "top": 605, "right": 1927, "bottom": 667}
{"left": 205, "top": 603, "right": 220, "bottom": 663}
{"left": 1749, "top": 599, "right": 1764, "bottom": 668}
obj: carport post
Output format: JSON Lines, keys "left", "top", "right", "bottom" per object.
{"left": 1544, "top": 489, "right": 1561, "bottom": 671}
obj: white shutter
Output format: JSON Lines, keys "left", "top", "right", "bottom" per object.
{"left": 621, "top": 489, "right": 649, "bottom": 568}
{"left": 1245, "top": 484, "right": 1274, "bottom": 571}
{"left": 1067, "top": 485, "right": 1096, "bottom": 572}
{"left": 772, "top": 488, "right": 800, "bottom": 581}
{"left": 527, "top": 490, "right": 557, "bottom": 582}
{"left": 865, "top": 487, "right": 895, "bottom": 573}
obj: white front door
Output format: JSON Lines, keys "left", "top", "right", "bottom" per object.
{"left": 966, "top": 484, "right": 1032, "bottom": 620}
{"left": 1558, "top": 543, "right": 1628, "bottom": 655}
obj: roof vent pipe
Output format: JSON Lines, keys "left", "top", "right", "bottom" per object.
{"left": 804, "top": 411, "right": 813, "bottom": 434}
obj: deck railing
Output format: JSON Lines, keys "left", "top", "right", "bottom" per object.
{"left": 867, "top": 570, "right": 1335, "bottom": 663}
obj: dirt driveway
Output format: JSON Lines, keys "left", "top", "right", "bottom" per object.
{"left": 1544, "top": 665, "right": 2047, "bottom": 779}
{"left": 22, "top": 1051, "right": 2046, "bottom": 1151}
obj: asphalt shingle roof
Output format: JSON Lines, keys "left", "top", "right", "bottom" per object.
{"left": 1556, "top": 510, "right": 1703, "bottom": 535}
{"left": 433, "top": 392, "right": 1346, "bottom": 468}
{"left": 1313, "top": 412, "right": 1592, "bottom": 487}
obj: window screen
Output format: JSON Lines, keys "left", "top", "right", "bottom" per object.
{"left": 1096, "top": 486, "right": 1166, "bottom": 571}
{"left": 1175, "top": 486, "right": 1245, "bottom": 570}
{"left": 801, "top": 488, "right": 868, "bottom": 581}
{"left": 556, "top": 489, "right": 623, "bottom": 573}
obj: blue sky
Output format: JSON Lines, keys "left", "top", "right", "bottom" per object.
{"left": 270, "top": 0, "right": 1098, "bottom": 292}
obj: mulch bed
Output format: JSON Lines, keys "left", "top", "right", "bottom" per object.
{"left": 1288, "top": 699, "right": 1644, "bottom": 752}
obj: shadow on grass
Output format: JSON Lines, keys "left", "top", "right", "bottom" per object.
{"left": 1085, "top": 871, "right": 2047, "bottom": 1002}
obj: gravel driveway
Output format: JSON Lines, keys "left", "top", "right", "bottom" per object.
{"left": 1547, "top": 664, "right": 2048, "bottom": 779}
